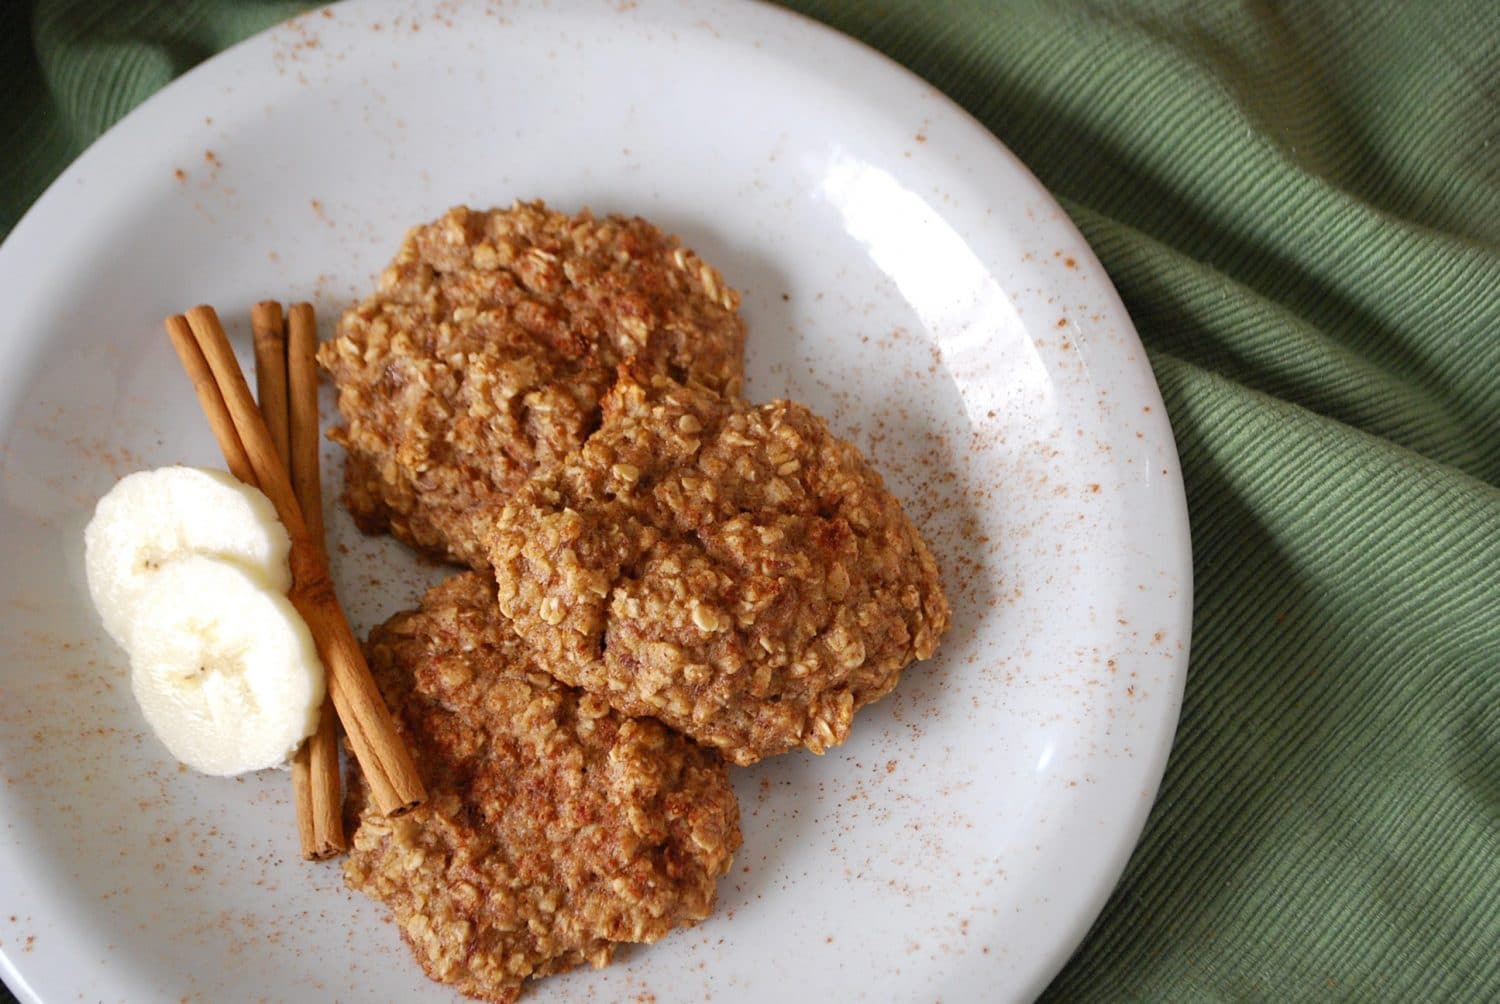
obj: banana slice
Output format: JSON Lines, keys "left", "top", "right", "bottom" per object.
{"left": 84, "top": 466, "right": 291, "bottom": 650}
{"left": 129, "top": 554, "right": 325, "bottom": 776}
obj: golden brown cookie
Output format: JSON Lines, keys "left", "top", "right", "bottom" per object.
{"left": 488, "top": 370, "right": 950, "bottom": 766}
{"left": 319, "top": 202, "right": 746, "bottom": 568}
{"left": 343, "top": 573, "right": 741, "bottom": 1004}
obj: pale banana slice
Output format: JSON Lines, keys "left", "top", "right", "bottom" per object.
{"left": 128, "top": 555, "right": 324, "bottom": 776}
{"left": 84, "top": 466, "right": 291, "bottom": 650}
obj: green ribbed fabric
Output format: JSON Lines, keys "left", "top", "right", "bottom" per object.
{"left": 4, "top": 1, "right": 1497, "bottom": 1001}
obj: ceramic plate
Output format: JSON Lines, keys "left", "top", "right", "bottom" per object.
{"left": 0, "top": 2, "right": 1190, "bottom": 1001}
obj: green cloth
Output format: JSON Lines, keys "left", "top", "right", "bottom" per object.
{"left": 5, "top": 1, "right": 1498, "bottom": 1000}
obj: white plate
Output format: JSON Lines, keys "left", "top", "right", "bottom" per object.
{"left": 0, "top": 2, "right": 1190, "bottom": 1001}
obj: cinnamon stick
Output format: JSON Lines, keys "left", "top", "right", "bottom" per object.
{"left": 163, "top": 315, "right": 255, "bottom": 486}
{"left": 166, "top": 305, "right": 425, "bottom": 817}
{"left": 251, "top": 299, "right": 347, "bottom": 858}
{"left": 286, "top": 302, "right": 346, "bottom": 858}
{"left": 296, "top": 701, "right": 345, "bottom": 857}
{"left": 287, "top": 304, "right": 326, "bottom": 549}
{"left": 251, "top": 301, "right": 290, "bottom": 464}
{"left": 252, "top": 301, "right": 328, "bottom": 856}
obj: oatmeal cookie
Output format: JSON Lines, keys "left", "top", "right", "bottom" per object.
{"left": 343, "top": 573, "right": 741, "bottom": 1004}
{"left": 319, "top": 202, "right": 746, "bottom": 568}
{"left": 487, "top": 369, "right": 951, "bottom": 766}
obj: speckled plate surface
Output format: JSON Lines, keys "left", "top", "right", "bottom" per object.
{"left": 0, "top": 2, "right": 1190, "bottom": 1001}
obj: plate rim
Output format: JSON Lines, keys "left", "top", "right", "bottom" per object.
{"left": 0, "top": 1, "right": 1192, "bottom": 1001}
